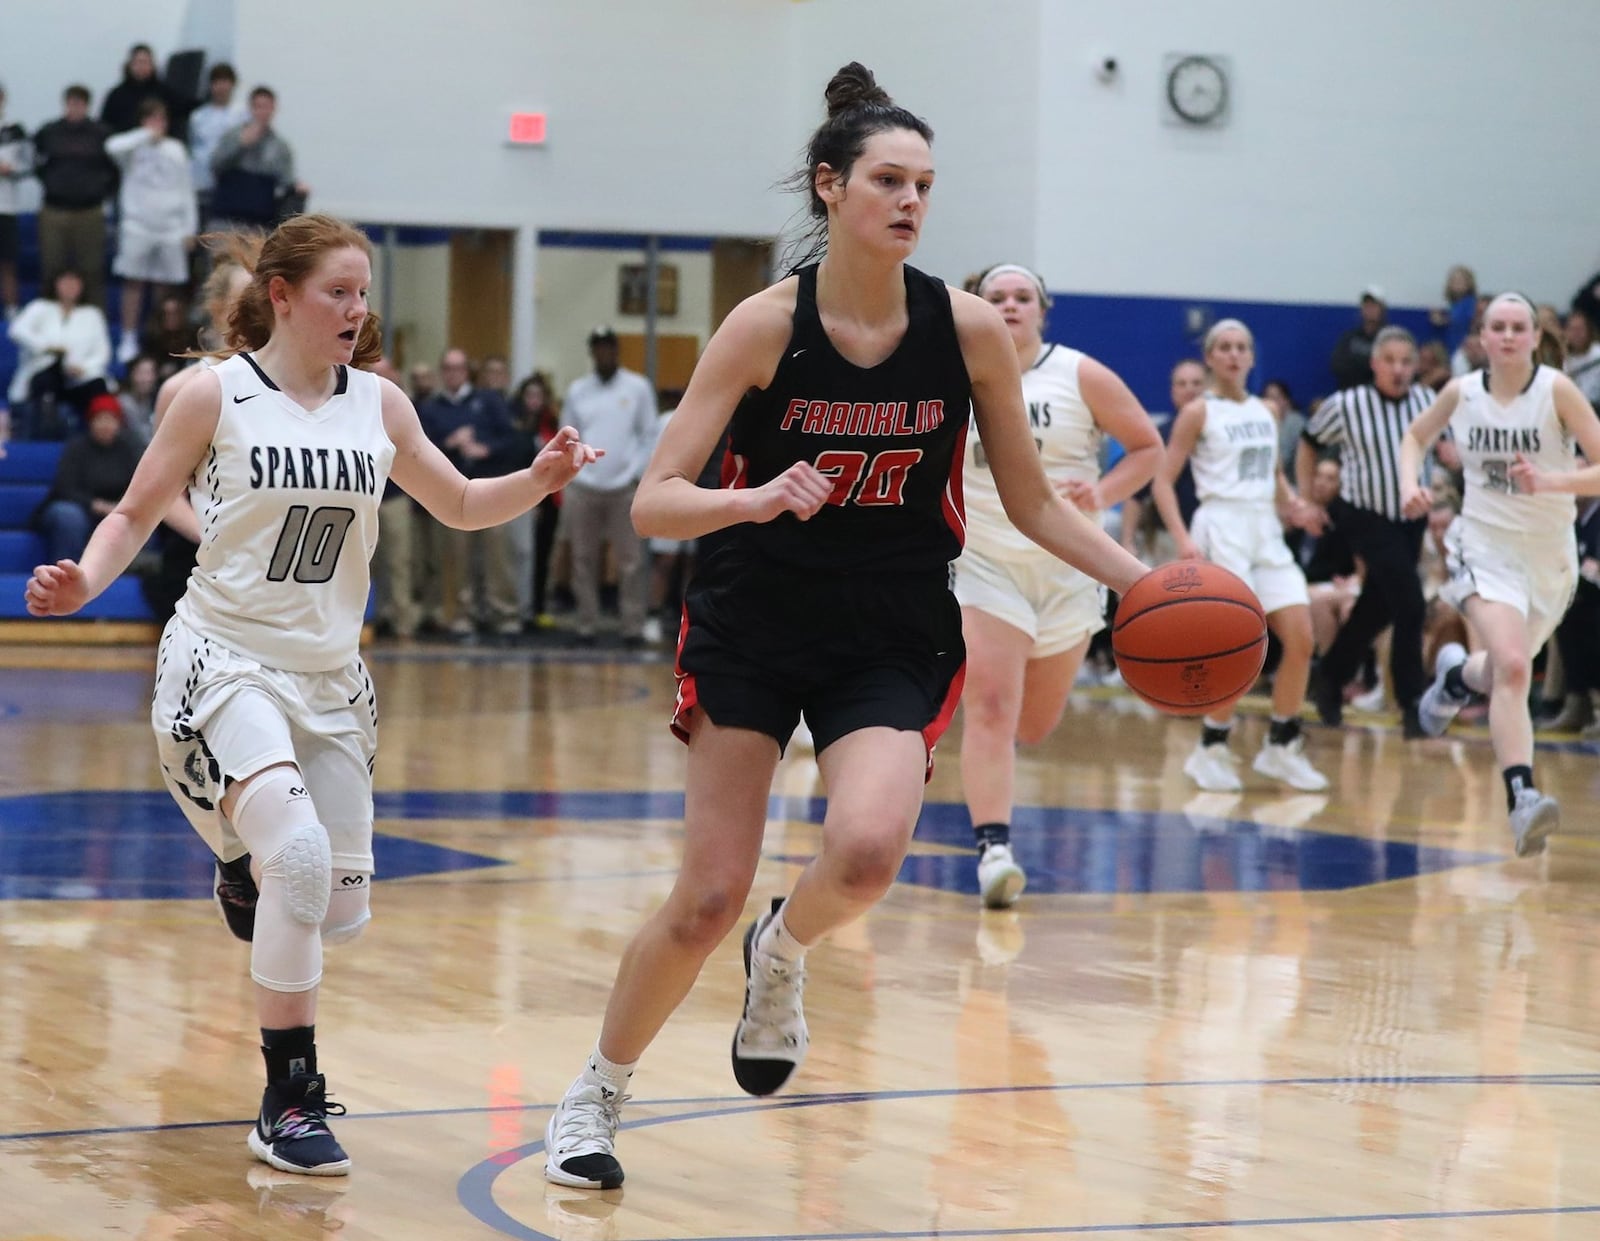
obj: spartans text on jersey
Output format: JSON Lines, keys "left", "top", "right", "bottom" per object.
{"left": 1465, "top": 426, "right": 1541, "bottom": 454}
{"left": 248, "top": 446, "right": 382, "bottom": 494}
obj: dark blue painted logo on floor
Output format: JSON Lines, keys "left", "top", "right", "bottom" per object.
{"left": 0, "top": 788, "right": 1499, "bottom": 901}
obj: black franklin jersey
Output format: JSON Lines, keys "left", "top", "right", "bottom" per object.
{"left": 710, "top": 263, "right": 972, "bottom": 576}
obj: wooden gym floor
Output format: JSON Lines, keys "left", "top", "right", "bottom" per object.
{"left": 2, "top": 639, "right": 1598, "bottom": 1240}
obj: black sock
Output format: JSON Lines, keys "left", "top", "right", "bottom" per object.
{"left": 1503, "top": 765, "right": 1535, "bottom": 812}
{"left": 1268, "top": 717, "right": 1301, "bottom": 746}
{"left": 1444, "top": 665, "right": 1471, "bottom": 700}
{"left": 974, "top": 822, "right": 1009, "bottom": 853}
{"left": 261, "top": 1026, "right": 318, "bottom": 1084}
{"left": 1201, "top": 724, "right": 1231, "bottom": 748}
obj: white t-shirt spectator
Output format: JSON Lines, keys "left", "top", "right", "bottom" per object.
{"left": 562, "top": 366, "right": 658, "bottom": 493}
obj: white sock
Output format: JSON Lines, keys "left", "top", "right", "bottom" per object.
{"left": 585, "top": 1044, "right": 636, "bottom": 1092}
{"left": 756, "top": 902, "right": 808, "bottom": 962}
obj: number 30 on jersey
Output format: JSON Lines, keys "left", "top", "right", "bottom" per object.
{"left": 814, "top": 448, "right": 923, "bottom": 507}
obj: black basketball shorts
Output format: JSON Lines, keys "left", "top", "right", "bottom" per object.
{"left": 672, "top": 561, "right": 966, "bottom": 770}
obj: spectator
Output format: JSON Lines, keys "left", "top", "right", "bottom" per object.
{"left": 100, "top": 43, "right": 186, "bottom": 138}
{"left": 31, "top": 393, "right": 142, "bottom": 561}
{"left": 1329, "top": 285, "right": 1388, "bottom": 390}
{"left": 106, "top": 99, "right": 196, "bottom": 364}
{"left": 8, "top": 268, "right": 112, "bottom": 437}
{"left": 140, "top": 291, "right": 194, "bottom": 364}
{"left": 560, "top": 325, "right": 657, "bottom": 644}
{"left": 1565, "top": 308, "right": 1600, "bottom": 409}
{"left": 187, "top": 63, "right": 247, "bottom": 218}
{"left": 1262, "top": 378, "right": 1303, "bottom": 476}
{"left": 1539, "top": 498, "right": 1600, "bottom": 732}
{"left": 31, "top": 85, "right": 117, "bottom": 310}
{"left": 1416, "top": 339, "right": 1453, "bottom": 392}
{"left": 0, "top": 83, "right": 30, "bottom": 319}
{"left": 1429, "top": 265, "right": 1477, "bottom": 354}
{"left": 366, "top": 357, "right": 419, "bottom": 641}
{"left": 418, "top": 347, "right": 519, "bottom": 637}
{"left": 502, "top": 372, "right": 562, "bottom": 630}
{"left": 210, "top": 87, "right": 309, "bottom": 228}
{"left": 1288, "top": 454, "right": 1361, "bottom": 655}
{"left": 1451, "top": 301, "right": 1489, "bottom": 376}
{"left": 1121, "top": 357, "right": 1204, "bottom": 559}
{"left": 478, "top": 355, "right": 510, "bottom": 398}
{"left": 117, "top": 353, "right": 159, "bottom": 445}
{"left": 408, "top": 362, "right": 436, "bottom": 404}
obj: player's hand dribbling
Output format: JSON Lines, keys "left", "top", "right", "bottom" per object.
{"left": 25, "top": 560, "right": 89, "bottom": 617}
{"left": 745, "top": 461, "right": 833, "bottom": 524}
{"left": 528, "top": 426, "right": 603, "bottom": 491}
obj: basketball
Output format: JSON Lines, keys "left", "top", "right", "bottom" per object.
{"left": 1111, "top": 562, "right": 1269, "bottom": 716}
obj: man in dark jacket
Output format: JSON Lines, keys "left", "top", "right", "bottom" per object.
{"left": 100, "top": 44, "right": 189, "bottom": 139}
{"left": 1328, "top": 286, "right": 1388, "bottom": 390}
{"left": 32, "top": 85, "right": 117, "bottom": 309}
{"left": 33, "top": 393, "right": 142, "bottom": 561}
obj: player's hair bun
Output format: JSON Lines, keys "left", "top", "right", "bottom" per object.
{"left": 824, "top": 62, "right": 892, "bottom": 117}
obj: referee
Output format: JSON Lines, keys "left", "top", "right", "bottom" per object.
{"left": 1298, "top": 326, "right": 1438, "bottom": 735}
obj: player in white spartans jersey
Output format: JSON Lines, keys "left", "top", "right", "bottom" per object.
{"left": 1400, "top": 291, "right": 1600, "bottom": 857}
{"left": 25, "top": 213, "right": 601, "bottom": 1178}
{"left": 1153, "top": 319, "right": 1328, "bottom": 795}
{"left": 141, "top": 237, "right": 263, "bottom": 937}
{"left": 954, "top": 263, "right": 1160, "bottom": 910}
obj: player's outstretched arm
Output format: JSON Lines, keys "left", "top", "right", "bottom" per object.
{"left": 25, "top": 370, "right": 217, "bottom": 617}
{"left": 381, "top": 380, "right": 600, "bottom": 530}
{"left": 955, "top": 290, "right": 1145, "bottom": 595}
{"left": 1399, "top": 380, "right": 1460, "bottom": 518}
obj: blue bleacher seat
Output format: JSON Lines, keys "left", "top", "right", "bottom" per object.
{"left": 0, "top": 438, "right": 154, "bottom": 622}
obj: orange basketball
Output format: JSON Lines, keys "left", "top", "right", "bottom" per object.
{"left": 1111, "top": 562, "right": 1268, "bottom": 716}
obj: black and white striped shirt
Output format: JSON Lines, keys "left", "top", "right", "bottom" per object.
{"left": 1305, "top": 383, "right": 1434, "bottom": 521}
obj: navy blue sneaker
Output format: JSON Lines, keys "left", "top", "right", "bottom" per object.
{"left": 249, "top": 1074, "right": 350, "bottom": 1176}
{"left": 214, "top": 854, "right": 258, "bottom": 942}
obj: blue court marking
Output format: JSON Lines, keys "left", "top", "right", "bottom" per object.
{"left": 6, "top": 1071, "right": 1598, "bottom": 1145}
{"left": 0, "top": 791, "right": 505, "bottom": 901}
{"left": 0, "top": 789, "right": 1502, "bottom": 901}
{"left": 2, "top": 1074, "right": 1595, "bottom": 1237}
{"left": 453, "top": 1074, "right": 1600, "bottom": 1241}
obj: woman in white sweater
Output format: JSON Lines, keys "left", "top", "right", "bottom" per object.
{"left": 7, "top": 268, "right": 112, "bottom": 435}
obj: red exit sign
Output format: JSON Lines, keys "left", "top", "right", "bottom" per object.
{"left": 508, "top": 112, "right": 547, "bottom": 145}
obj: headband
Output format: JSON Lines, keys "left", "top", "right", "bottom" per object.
{"left": 978, "top": 263, "right": 1049, "bottom": 303}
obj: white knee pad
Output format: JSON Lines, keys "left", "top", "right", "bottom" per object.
{"left": 229, "top": 765, "right": 330, "bottom": 992}
{"left": 263, "top": 824, "right": 334, "bottom": 926}
{"left": 322, "top": 870, "right": 372, "bottom": 945}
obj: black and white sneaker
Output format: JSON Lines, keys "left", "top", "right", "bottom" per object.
{"left": 544, "top": 1075, "right": 627, "bottom": 1189}
{"left": 730, "top": 897, "right": 809, "bottom": 1096}
{"left": 248, "top": 1073, "right": 350, "bottom": 1176}
{"left": 214, "top": 854, "right": 259, "bottom": 942}
{"left": 1417, "top": 643, "right": 1470, "bottom": 737}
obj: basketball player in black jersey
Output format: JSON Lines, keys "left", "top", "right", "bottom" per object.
{"left": 544, "top": 62, "right": 1149, "bottom": 1191}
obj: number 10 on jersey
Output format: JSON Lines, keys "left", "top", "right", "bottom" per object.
{"left": 267, "top": 505, "right": 357, "bottom": 583}
{"left": 814, "top": 448, "right": 923, "bottom": 507}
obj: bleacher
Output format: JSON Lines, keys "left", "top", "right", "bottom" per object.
{"left": 1, "top": 212, "right": 155, "bottom": 626}
{"left": 0, "top": 441, "right": 154, "bottom": 620}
